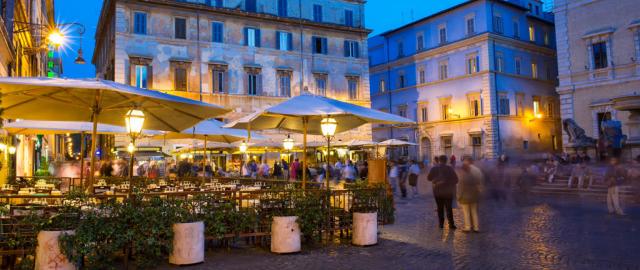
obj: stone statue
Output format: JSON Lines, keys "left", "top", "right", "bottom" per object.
{"left": 601, "top": 120, "right": 627, "bottom": 149}
{"left": 562, "top": 119, "right": 596, "bottom": 147}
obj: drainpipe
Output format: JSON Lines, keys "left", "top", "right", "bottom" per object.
{"left": 299, "top": 0, "right": 304, "bottom": 95}
{"left": 385, "top": 36, "right": 393, "bottom": 140}
{"left": 490, "top": 1, "right": 502, "bottom": 158}
{"left": 197, "top": 11, "right": 203, "bottom": 102}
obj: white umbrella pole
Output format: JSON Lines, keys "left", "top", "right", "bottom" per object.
{"left": 79, "top": 131, "right": 85, "bottom": 185}
{"left": 202, "top": 135, "right": 207, "bottom": 181}
{"left": 302, "top": 117, "right": 308, "bottom": 190}
{"left": 87, "top": 113, "right": 98, "bottom": 192}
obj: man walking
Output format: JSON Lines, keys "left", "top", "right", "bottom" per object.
{"left": 604, "top": 157, "right": 627, "bottom": 215}
{"left": 408, "top": 160, "right": 421, "bottom": 197}
{"left": 428, "top": 155, "right": 459, "bottom": 229}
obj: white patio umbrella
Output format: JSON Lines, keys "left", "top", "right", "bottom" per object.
{"left": 225, "top": 93, "right": 414, "bottom": 188}
{"left": 377, "top": 139, "right": 418, "bottom": 146}
{"left": 152, "top": 119, "right": 258, "bottom": 178}
{"left": 335, "top": 139, "right": 378, "bottom": 148}
{"left": 4, "top": 120, "right": 162, "bottom": 181}
{"left": 0, "top": 77, "right": 229, "bottom": 188}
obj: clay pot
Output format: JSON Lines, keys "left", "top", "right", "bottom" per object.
{"left": 270, "top": 216, "right": 301, "bottom": 254}
{"left": 169, "top": 221, "right": 205, "bottom": 265}
{"left": 352, "top": 212, "right": 378, "bottom": 246}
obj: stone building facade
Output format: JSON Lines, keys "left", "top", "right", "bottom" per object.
{"left": 369, "top": 0, "right": 561, "bottom": 161}
{"left": 0, "top": 0, "right": 56, "bottom": 179}
{"left": 554, "top": 0, "right": 640, "bottom": 159}
{"left": 93, "top": 0, "right": 373, "bottom": 149}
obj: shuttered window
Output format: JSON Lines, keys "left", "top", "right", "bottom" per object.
{"left": 174, "top": 18, "right": 186, "bottom": 39}
{"left": 133, "top": 12, "right": 147, "bottom": 35}
{"left": 212, "top": 22, "right": 223, "bottom": 43}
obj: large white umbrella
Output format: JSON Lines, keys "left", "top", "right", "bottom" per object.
{"left": 335, "top": 139, "right": 378, "bottom": 148}
{"left": 4, "top": 120, "right": 162, "bottom": 135}
{"left": 378, "top": 139, "right": 418, "bottom": 146}
{"left": 0, "top": 77, "right": 229, "bottom": 188}
{"left": 4, "top": 120, "right": 162, "bottom": 180}
{"left": 225, "top": 93, "right": 414, "bottom": 188}
{"left": 153, "top": 119, "right": 258, "bottom": 178}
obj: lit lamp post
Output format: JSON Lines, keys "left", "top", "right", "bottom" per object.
{"left": 239, "top": 141, "right": 248, "bottom": 176}
{"left": 125, "top": 109, "right": 145, "bottom": 183}
{"left": 321, "top": 117, "right": 337, "bottom": 189}
{"left": 283, "top": 134, "right": 294, "bottom": 163}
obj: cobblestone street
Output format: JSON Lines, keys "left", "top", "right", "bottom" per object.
{"left": 160, "top": 178, "right": 640, "bottom": 270}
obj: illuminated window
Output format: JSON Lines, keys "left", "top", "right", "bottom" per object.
{"left": 529, "top": 24, "right": 535, "bottom": 42}
{"left": 531, "top": 62, "right": 538, "bottom": 79}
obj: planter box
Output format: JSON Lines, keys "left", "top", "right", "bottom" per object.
{"left": 35, "top": 230, "right": 75, "bottom": 270}
{"left": 352, "top": 212, "right": 378, "bottom": 246}
{"left": 169, "top": 221, "right": 205, "bottom": 265}
{"left": 270, "top": 216, "right": 301, "bottom": 254}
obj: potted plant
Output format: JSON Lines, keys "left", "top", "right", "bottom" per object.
{"left": 350, "top": 187, "right": 380, "bottom": 246}
{"left": 59, "top": 199, "right": 126, "bottom": 270}
{"left": 293, "top": 190, "right": 326, "bottom": 244}
{"left": 269, "top": 190, "right": 301, "bottom": 254}
{"left": 31, "top": 191, "right": 85, "bottom": 270}
{"left": 168, "top": 198, "right": 205, "bottom": 265}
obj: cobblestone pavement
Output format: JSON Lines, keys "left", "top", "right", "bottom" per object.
{"left": 160, "top": 178, "right": 640, "bottom": 270}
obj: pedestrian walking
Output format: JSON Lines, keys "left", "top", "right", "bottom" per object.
{"left": 457, "top": 156, "right": 483, "bottom": 232}
{"left": 398, "top": 159, "right": 409, "bottom": 198}
{"left": 408, "top": 160, "right": 421, "bottom": 197}
{"left": 450, "top": 155, "right": 457, "bottom": 167}
{"left": 290, "top": 159, "right": 299, "bottom": 181}
{"left": 388, "top": 161, "right": 399, "bottom": 195}
{"left": 427, "top": 155, "right": 459, "bottom": 229}
{"left": 342, "top": 160, "right": 357, "bottom": 182}
{"left": 604, "top": 157, "right": 626, "bottom": 215}
{"left": 282, "top": 159, "right": 290, "bottom": 180}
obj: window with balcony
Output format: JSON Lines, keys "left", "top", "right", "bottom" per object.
{"left": 441, "top": 102, "right": 451, "bottom": 120}
{"left": 533, "top": 97, "right": 541, "bottom": 116}
{"left": 496, "top": 53, "right": 504, "bottom": 72}
{"left": 134, "top": 65, "right": 148, "bottom": 89}
{"left": 174, "top": 17, "right": 186, "bottom": 39}
{"left": 131, "top": 57, "right": 152, "bottom": 89}
{"left": 133, "top": 12, "right": 147, "bottom": 35}
{"left": 247, "top": 73, "right": 259, "bottom": 95}
{"left": 468, "top": 94, "right": 481, "bottom": 117}
{"left": 210, "top": 63, "right": 227, "bottom": 93}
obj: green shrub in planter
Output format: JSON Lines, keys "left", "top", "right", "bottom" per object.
{"left": 293, "top": 190, "right": 327, "bottom": 243}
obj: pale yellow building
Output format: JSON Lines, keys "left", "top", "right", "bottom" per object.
{"left": 554, "top": 0, "right": 640, "bottom": 159}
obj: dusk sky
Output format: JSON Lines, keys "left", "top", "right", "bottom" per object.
{"left": 55, "top": 0, "right": 467, "bottom": 78}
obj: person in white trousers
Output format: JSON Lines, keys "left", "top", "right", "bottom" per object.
{"left": 604, "top": 157, "right": 626, "bottom": 215}
{"left": 457, "top": 156, "right": 484, "bottom": 232}
{"left": 568, "top": 161, "right": 592, "bottom": 189}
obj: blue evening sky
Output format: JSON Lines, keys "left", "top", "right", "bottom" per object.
{"left": 55, "top": 0, "right": 467, "bottom": 78}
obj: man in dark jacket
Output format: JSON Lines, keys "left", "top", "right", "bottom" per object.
{"left": 427, "top": 155, "right": 459, "bottom": 229}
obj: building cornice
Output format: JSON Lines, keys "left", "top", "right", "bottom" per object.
{"left": 370, "top": 32, "right": 556, "bottom": 73}
{"left": 130, "top": 0, "right": 372, "bottom": 35}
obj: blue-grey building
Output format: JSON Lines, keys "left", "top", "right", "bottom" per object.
{"left": 369, "top": 0, "right": 561, "bottom": 161}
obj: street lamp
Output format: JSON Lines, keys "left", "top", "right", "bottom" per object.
{"left": 47, "top": 30, "right": 65, "bottom": 48}
{"left": 321, "top": 116, "right": 337, "bottom": 189}
{"left": 8, "top": 146, "right": 16, "bottom": 155}
{"left": 124, "top": 109, "right": 145, "bottom": 182}
{"left": 283, "top": 134, "right": 294, "bottom": 151}
{"left": 239, "top": 141, "right": 248, "bottom": 153}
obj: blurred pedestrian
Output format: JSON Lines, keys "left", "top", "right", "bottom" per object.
{"left": 398, "top": 159, "right": 409, "bottom": 198}
{"left": 290, "top": 158, "right": 299, "bottom": 180}
{"left": 408, "top": 160, "right": 420, "bottom": 197}
{"left": 343, "top": 160, "right": 357, "bottom": 182}
{"left": 604, "top": 157, "right": 626, "bottom": 215}
{"left": 388, "top": 161, "right": 399, "bottom": 195}
{"left": 450, "top": 155, "right": 457, "bottom": 167}
{"left": 568, "top": 160, "right": 592, "bottom": 189}
{"left": 428, "top": 155, "right": 459, "bottom": 230}
{"left": 457, "top": 156, "right": 483, "bottom": 232}
{"left": 282, "top": 159, "right": 290, "bottom": 180}
{"left": 272, "top": 161, "right": 282, "bottom": 179}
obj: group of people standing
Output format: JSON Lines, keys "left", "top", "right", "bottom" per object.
{"left": 388, "top": 159, "right": 421, "bottom": 198}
